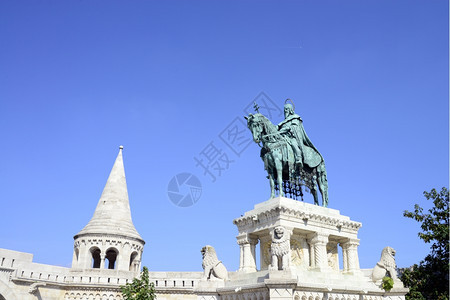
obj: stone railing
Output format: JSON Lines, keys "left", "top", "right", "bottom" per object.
{"left": 148, "top": 271, "right": 203, "bottom": 289}
{"left": 12, "top": 266, "right": 203, "bottom": 290}
{"left": 0, "top": 266, "right": 14, "bottom": 282}
{"left": 13, "top": 267, "right": 138, "bottom": 286}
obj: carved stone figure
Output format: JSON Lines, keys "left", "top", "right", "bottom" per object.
{"left": 269, "top": 226, "right": 291, "bottom": 271}
{"left": 201, "top": 245, "right": 228, "bottom": 280}
{"left": 371, "top": 246, "right": 399, "bottom": 282}
{"left": 245, "top": 99, "right": 329, "bottom": 206}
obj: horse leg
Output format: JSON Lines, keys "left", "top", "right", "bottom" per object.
{"left": 311, "top": 187, "right": 319, "bottom": 205}
{"left": 316, "top": 164, "right": 329, "bottom": 207}
{"left": 274, "top": 153, "right": 284, "bottom": 197}
{"left": 263, "top": 154, "right": 276, "bottom": 199}
{"left": 269, "top": 172, "right": 276, "bottom": 199}
{"left": 276, "top": 167, "right": 284, "bottom": 197}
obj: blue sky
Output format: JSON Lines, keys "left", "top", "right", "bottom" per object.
{"left": 0, "top": 1, "right": 448, "bottom": 272}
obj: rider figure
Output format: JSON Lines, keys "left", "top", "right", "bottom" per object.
{"left": 278, "top": 101, "right": 323, "bottom": 170}
{"left": 278, "top": 103, "right": 304, "bottom": 168}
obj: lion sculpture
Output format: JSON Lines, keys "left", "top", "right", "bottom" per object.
{"left": 269, "top": 226, "right": 291, "bottom": 271}
{"left": 371, "top": 246, "right": 399, "bottom": 282}
{"left": 201, "top": 245, "right": 228, "bottom": 280}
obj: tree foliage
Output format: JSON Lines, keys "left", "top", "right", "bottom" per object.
{"left": 120, "top": 266, "right": 156, "bottom": 300}
{"left": 400, "top": 187, "right": 449, "bottom": 300}
{"left": 382, "top": 276, "right": 394, "bottom": 292}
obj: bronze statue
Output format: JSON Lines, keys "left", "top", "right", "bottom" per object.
{"left": 245, "top": 99, "right": 329, "bottom": 207}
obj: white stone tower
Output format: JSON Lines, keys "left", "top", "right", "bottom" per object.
{"left": 72, "top": 146, "right": 145, "bottom": 272}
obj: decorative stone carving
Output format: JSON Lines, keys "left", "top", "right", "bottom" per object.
{"left": 294, "top": 291, "right": 324, "bottom": 300}
{"left": 233, "top": 198, "right": 362, "bottom": 238}
{"left": 371, "top": 246, "right": 399, "bottom": 282}
{"left": 201, "top": 245, "right": 228, "bottom": 280}
{"left": 290, "top": 239, "right": 304, "bottom": 267}
{"left": 269, "top": 287, "right": 294, "bottom": 299}
{"left": 262, "top": 240, "right": 272, "bottom": 268}
{"left": 28, "top": 282, "right": 46, "bottom": 294}
{"left": 269, "top": 226, "right": 291, "bottom": 271}
{"left": 326, "top": 241, "right": 339, "bottom": 271}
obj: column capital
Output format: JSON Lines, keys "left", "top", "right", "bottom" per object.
{"left": 327, "top": 240, "right": 339, "bottom": 247}
{"left": 340, "top": 238, "right": 360, "bottom": 248}
{"left": 236, "top": 234, "right": 258, "bottom": 245}
{"left": 308, "top": 232, "right": 329, "bottom": 244}
{"left": 349, "top": 238, "right": 360, "bottom": 246}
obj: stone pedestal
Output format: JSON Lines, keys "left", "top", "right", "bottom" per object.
{"left": 233, "top": 197, "right": 362, "bottom": 273}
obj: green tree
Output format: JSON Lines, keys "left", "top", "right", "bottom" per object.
{"left": 400, "top": 187, "right": 449, "bottom": 300}
{"left": 120, "top": 266, "right": 156, "bottom": 300}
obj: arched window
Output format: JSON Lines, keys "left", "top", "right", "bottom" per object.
{"left": 129, "top": 251, "right": 139, "bottom": 271}
{"left": 90, "top": 248, "right": 101, "bottom": 268}
{"left": 105, "top": 248, "right": 118, "bottom": 269}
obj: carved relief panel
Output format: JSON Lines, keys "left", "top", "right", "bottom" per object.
{"left": 326, "top": 241, "right": 339, "bottom": 271}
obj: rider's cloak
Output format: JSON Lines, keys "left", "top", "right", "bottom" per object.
{"left": 278, "top": 114, "right": 323, "bottom": 168}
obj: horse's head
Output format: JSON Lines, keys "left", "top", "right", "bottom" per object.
{"left": 244, "top": 113, "right": 265, "bottom": 144}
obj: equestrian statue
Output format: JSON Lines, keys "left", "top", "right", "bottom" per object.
{"left": 245, "top": 99, "right": 329, "bottom": 207}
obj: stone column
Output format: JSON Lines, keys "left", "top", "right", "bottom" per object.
{"left": 309, "top": 241, "right": 315, "bottom": 268}
{"left": 237, "top": 234, "right": 258, "bottom": 272}
{"left": 71, "top": 242, "right": 80, "bottom": 268}
{"left": 239, "top": 243, "right": 244, "bottom": 271}
{"left": 341, "top": 238, "right": 360, "bottom": 273}
{"left": 346, "top": 238, "right": 360, "bottom": 272}
{"left": 134, "top": 259, "right": 140, "bottom": 272}
{"left": 117, "top": 250, "right": 125, "bottom": 270}
{"left": 340, "top": 242, "right": 348, "bottom": 272}
{"left": 100, "top": 253, "right": 106, "bottom": 269}
{"left": 82, "top": 243, "right": 91, "bottom": 269}
{"left": 250, "top": 238, "right": 258, "bottom": 269}
{"left": 308, "top": 232, "right": 329, "bottom": 271}
{"left": 243, "top": 243, "right": 254, "bottom": 271}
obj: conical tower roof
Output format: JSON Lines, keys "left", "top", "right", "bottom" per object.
{"left": 75, "top": 146, "right": 143, "bottom": 242}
